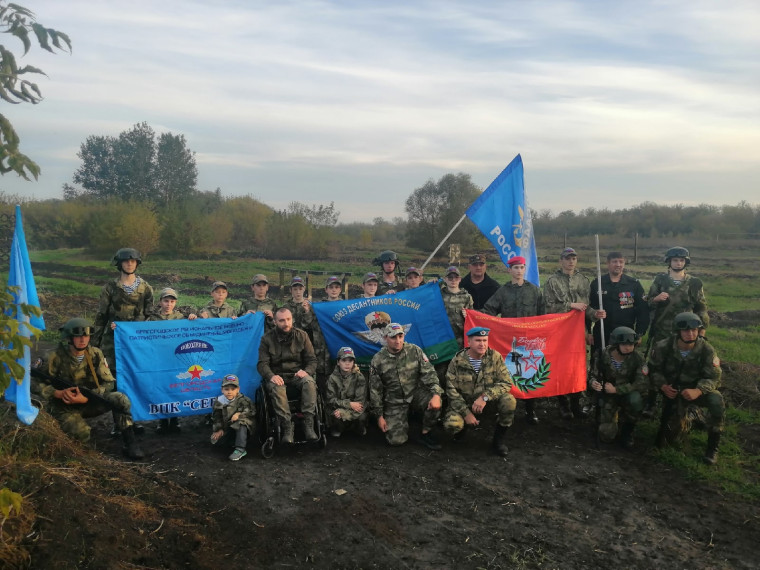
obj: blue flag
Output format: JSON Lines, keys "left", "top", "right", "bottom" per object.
{"left": 4, "top": 205, "right": 46, "bottom": 425}
{"left": 312, "top": 282, "right": 458, "bottom": 365}
{"left": 466, "top": 154, "right": 540, "bottom": 286}
{"left": 114, "top": 313, "right": 265, "bottom": 421}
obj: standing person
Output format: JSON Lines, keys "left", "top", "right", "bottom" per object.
{"left": 314, "top": 276, "right": 343, "bottom": 392}
{"left": 257, "top": 307, "right": 319, "bottom": 443}
{"left": 440, "top": 266, "right": 474, "bottom": 349}
{"left": 149, "top": 287, "right": 198, "bottom": 321}
{"left": 33, "top": 318, "right": 144, "bottom": 460}
{"left": 326, "top": 347, "right": 368, "bottom": 437}
{"left": 404, "top": 267, "right": 424, "bottom": 290}
{"left": 482, "top": 256, "right": 544, "bottom": 424}
{"left": 443, "top": 327, "right": 516, "bottom": 456}
{"left": 282, "top": 276, "right": 315, "bottom": 331}
{"left": 238, "top": 274, "right": 278, "bottom": 331}
{"left": 93, "top": 248, "right": 154, "bottom": 373}
{"left": 461, "top": 254, "right": 501, "bottom": 311}
{"left": 354, "top": 273, "right": 379, "bottom": 298}
{"left": 369, "top": 323, "right": 444, "bottom": 450}
{"left": 373, "top": 250, "right": 404, "bottom": 295}
{"left": 199, "top": 281, "right": 237, "bottom": 319}
{"left": 543, "top": 247, "right": 606, "bottom": 420}
{"left": 648, "top": 312, "right": 724, "bottom": 465}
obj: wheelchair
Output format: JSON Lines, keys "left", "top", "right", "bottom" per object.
{"left": 255, "top": 380, "right": 328, "bottom": 458}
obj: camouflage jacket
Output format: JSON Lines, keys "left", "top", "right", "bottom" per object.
{"left": 482, "top": 281, "right": 545, "bottom": 318}
{"left": 211, "top": 393, "right": 255, "bottom": 432}
{"left": 648, "top": 337, "right": 721, "bottom": 394}
{"left": 326, "top": 364, "right": 368, "bottom": 417}
{"left": 441, "top": 286, "right": 474, "bottom": 347}
{"left": 377, "top": 277, "right": 404, "bottom": 296}
{"left": 238, "top": 297, "right": 278, "bottom": 331}
{"left": 93, "top": 277, "right": 154, "bottom": 345}
{"left": 257, "top": 327, "right": 317, "bottom": 380}
{"left": 282, "top": 298, "right": 316, "bottom": 332}
{"left": 147, "top": 309, "right": 185, "bottom": 321}
{"left": 445, "top": 348, "right": 513, "bottom": 417}
{"left": 543, "top": 270, "right": 596, "bottom": 321}
{"left": 200, "top": 301, "right": 237, "bottom": 319}
{"left": 34, "top": 343, "right": 115, "bottom": 400}
{"left": 647, "top": 273, "right": 709, "bottom": 342}
{"left": 369, "top": 343, "right": 443, "bottom": 413}
{"left": 597, "top": 347, "right": 649, "bottom": 396}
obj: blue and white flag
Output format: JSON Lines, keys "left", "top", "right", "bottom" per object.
{"left": 115, "top": 313, "right": 265, "bottom": 421}
{"left": 312, "top": 282, "right": 458, "bottom": 365}
{"left": 4, "top": 205, "right": 46, "bottom": 425}
{"left": 466, "top": 154, "right": 540, "bottom": 286}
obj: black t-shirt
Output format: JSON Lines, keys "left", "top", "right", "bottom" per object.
{"left": 461, "top": 272, "right": 501, "bottom": 310}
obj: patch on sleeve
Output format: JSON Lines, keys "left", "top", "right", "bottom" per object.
{"left": 641, "top": 365, "right": 649, "bottom": 376}
{"left": 713, "top": 356, "right": 721, "bottom": 367}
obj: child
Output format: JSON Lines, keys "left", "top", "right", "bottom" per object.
{"left": 440, "top": 266, "right": 474, "bottom": 348}
{"left": 326, "top": 347, "right": 368, "bottom": 437}
{"left": 149, "top": 287, "right": 198, "bottom": 321}
{"left": 357, "top": 273, "right": 378, "bottom": 298}
{"left": 282, "top": 276, "right": 315, "bottom": 331}
{"left": 199, "top": 281, "right": 237, "bottom": 319}
{"left": 315, "top": 276, "right": 343, "bottom": 392}
{"left": 404, "top": 267, "right": 423, "bottom": 290}
{"left": 210, "top": 374, "right": 256, "bottom": 461}
{"left": 324, "top": 275, "right": 344, "bottom": 301}
{"left": 238, "top": 274, "right": 277, "bottom": 330}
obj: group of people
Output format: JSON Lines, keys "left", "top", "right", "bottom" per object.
{"left": 30, "top": 244, "right": 725, "bottom": 465}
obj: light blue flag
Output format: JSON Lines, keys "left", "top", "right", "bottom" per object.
{"left": 312, "top": 282, "right": 458, "bottom": 365}
{"left": 4, "top": 205, "right": 46, "bottom": 425}
{"left": 114, "top": 312, "right": 265, "bottom": 421}
{"left": 466, "top": 154, "right": 540, "bottom": 286}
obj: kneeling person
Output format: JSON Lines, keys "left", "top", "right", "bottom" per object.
{"left": 369, "top": 323, "right": 443, "bottom": 449}
{"left": 590, "top": 327, "right": 648, "bottom": 448}
{"left": 210, "top": 374, "right": 255, "bottom": 461}
{"left": 326, "top": 347, "right": 368, "bottom": 437}
{"left": 33, "top": 318, "right": 144, "bottom": 460}
{"left": 444, "top": 327, "right": 516, "bottom": 456}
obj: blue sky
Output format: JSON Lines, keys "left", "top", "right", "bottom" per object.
{"left": 3, "top": 1, "right": 758, "bottom": 222}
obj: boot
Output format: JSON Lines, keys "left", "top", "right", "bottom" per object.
{"left": 570, "top": 394, "right": 588, "bottom": 419}
{"left": 302, "top": 414, "right": 319, "bottom": 441}
{"left": 703, "top": 432, "right": 721, "bottom": 465}
{"left": 525, "top": 400, "right": 539, "bottom": 425}
{"left": 558, "top": 396, "right": 573, "bottom": 420}
{"left": 121, "top": 427, "right": 145, "bottom": 460}
{"left": 492, "top": 425, "right": 509, "bottom": 457}
{"left": 619, "top": 423, "right": 635, "bottom": 449}
{"left": 642, "top": 392, "right": 657, "bottom": 419}
{"left": 280, "top": 417, "right": 294, "bottom": 444}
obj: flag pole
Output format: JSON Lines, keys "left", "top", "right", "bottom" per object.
{"left": 594, "top": 234, "right": 605, "bottom": 350}
{"left": 419, "top": 213, "right": 467, "bottom": 272}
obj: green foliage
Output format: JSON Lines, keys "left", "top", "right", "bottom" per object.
{"left": 0, "top": 286, "right": 42, "bottom": 393}
{"left": 82, "top": 199, "right": 160, "bottom": 256}
{"left": 0, "top": 486, "right": 23, "bottom": 539}
{"left": 0, "top": 1, "right": 70, "bottom": 180}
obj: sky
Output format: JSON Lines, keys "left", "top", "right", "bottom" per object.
{"left": 2, "top": 0, "right": 759, "bottom": 223}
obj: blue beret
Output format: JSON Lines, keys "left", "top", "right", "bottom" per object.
{"left": 466, "top": 327, "right": 490, "bottom": 337}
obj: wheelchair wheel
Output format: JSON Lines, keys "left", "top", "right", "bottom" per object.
{"left": 318, "top": 432, "right": 327, "bottom": 449}
{"left": 261, "top": 436, "right": 275, "bottom": 459}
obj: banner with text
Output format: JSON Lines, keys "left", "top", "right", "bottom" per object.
{"left": 464, "top": 310, "right": 587, "bottom": 398}
{"left": 115, "top": 313, "right": 265, "bottom": 421}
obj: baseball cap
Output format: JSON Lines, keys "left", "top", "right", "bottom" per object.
{"left": 325, "top": 276, "right": 341, "bottom": 287}
{"left": 159, "top": 287, "right": 178, "bottom": 300}
{"left": 363, "top": 272, "right": 379, "bottom": 284}
{"left": 466, "top": 327, "right": 490, "bottom": 337}
{"left": 507, "top": 256, "right": 526, "bottom": 267}
{"left": 221, "top": 374, "right": 239, "bottom": 387}
{"left": 290, "top": 276, "right": 305, "bottom": 287}
{"left": 336, "top": 346, "right": 356, "bottom": 360}
{"left": 251, "top": 274, "right": 269, "bottom": 285}
{"left": 384, "top": 323, "right": 405, "bottom": 337}
{"left": 560, "top": 248, "right": 577, "bottom": 259}
{"left": 210, "top": 281, "right": 227, "bottom": 292}
{"left": 469, "top": 254, "right": 486, "bottom": 264}
{"left": 405, "top": 267, "right": 421, "bottom": 276}
{"left": 445, "top": 266, "right": 461, "bottom": 276}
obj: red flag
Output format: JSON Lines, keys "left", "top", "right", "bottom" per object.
{"left": 464, "top": 310, "right": 587, "bottom": 399}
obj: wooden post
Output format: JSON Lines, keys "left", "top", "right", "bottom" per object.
{"left": 633, "top": 233, "right": 638, "bottom": 263}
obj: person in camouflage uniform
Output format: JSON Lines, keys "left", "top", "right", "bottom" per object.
{"left": 354, "top": 272, "right": 379, "bottom": 298}
{"left": 257, "top": 307, "right": 319, "bottom": 443}
{"left": 369, "top": 323, "right": 443, "bottom": 450}
{"left": 404, "top": 267, "right": 424, "bottom": 290}
{"left": 440, "top": 266, "right": 474, "bottom": 348}
{"left": 648, "top": 312, "right": 724, "bottom": 465}
{"left": 543, "top": 247, "right": 606, "bottom": 419}
{"left": 210, "top": 374, "right": 256, "bottom": 461}
{"left": 93, "top": 248, "right": 154, "bottom": 373}
{"left": 373, "top": 250, "right": 404, "bottom": 295}
{"left": 482, "top": 256, "right": 545, "bottom": 424}
{"left": 199, "top": 281, "right": 237, "bottom": 319}
{"left": 148, "top": 287, "right": 197, "bottom": 321}
{"left": 33, "top": 318, "right": 144, "bottom": 459}
{"left": 589, "top": 327, "right": 649, "bottom": 448}
{"left": 282, "top": 276, "right": 315, "bottom": 330}
{"left": 326, "top": 347, "right": 368, "bottom": 437}
{"left": 444, "top": 327, "right": 516, "bottom": 456}
{"left": 239, "top": 274, "right": 278, "bottom": 331}
{"left": 311, "top": 276, "right": 343, "bottom": 394}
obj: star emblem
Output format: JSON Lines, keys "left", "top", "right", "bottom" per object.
{"left": 523, "top": 351, "right": 542, "bottom": 373}
{"left": 188, "top": 365, "right": 203, "bottom": 380}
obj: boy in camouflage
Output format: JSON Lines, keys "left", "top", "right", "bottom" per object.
{"left": 373, "top": 250, "right": 403, "bottom": 295}
{"left": 369, "top": 323, "right": 443, "bottom": 450}
{"left": 238, "top": 274, "right": 278, "bottom": 330}
{"left": 149, "top": 287, "right": 198, "bottom": 321}
{"left": 313, "top": 277, "right": 343, "bottom": 393}
{"left": 282, "top": 276, "right": 315, "bottom": 330}
{"left": 404, "top": 267, "right": 423, "bottom": 290}
{"left": 589, "top": 327, "right": 648, "bottom": 448}
{"left": 355, "top": 272, "right": 379, "bottom": 298}
{"left": 440, "top": 266, "right": 474, "bottom": 348}
{"left": 210, "top": 374, "right": 256, "bottom": 461}
{"left": 326, "top": 347, "right": 368, "bottom": 437}
{"left": 199, "top": 281, "right": 237, "bottom": 319}
{"left": 648, "top": 312, "right": 724, "bottom": 465}
{"left": 444, "top": 327, "right": 516, "bottom": 456}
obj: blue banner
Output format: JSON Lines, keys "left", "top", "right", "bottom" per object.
{"left": 4, "top": 205, "right": 46, "bottom": 425}
{"left": 466, "top": 154, "right": 540, "bottom": 286}
{"left": 311, "top": 282, "right": 458, "bottom": 364}
{"left": 114, "top": 313, "right": 265, "bottom": 421}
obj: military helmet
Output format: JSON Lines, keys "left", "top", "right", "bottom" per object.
{"left": 673, "top": 312, "right": 703, "bottom": 331}
{"left": 61, "top": 317, "right": 94, "bottom": 338}
{"left": 609, "top": 326, "right": 639, "bottom": 345}
{"left": 373, "top": 250, "right": 399, "bottom": 266}
{"left": 664, "top": 246, "right": 690, "bottom": 266}
{"left": 112, "top": 247, "right": 142, "bottom": 267}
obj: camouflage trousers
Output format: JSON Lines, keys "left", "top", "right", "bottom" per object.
{"left": 443, "top": 393, "right": 516, "bottom": 434}
{"left": 597, "top": 391, "right": 644, "bottom": 442}
{"left": 327, "top": 410, "right": 368, "bottom": 434}
{"left": 266, "top": 374, "right": 317, "bottom": 423}
{"left": 382, "top": 387, "right": 441, "bottom": 446}
{"left": 659, "top": 392, "right": 725, "bottom": 443}
{"left": 98, "top": 331, "right": 117, "bottom": 372}
{"left": 45, "top": 391, "right": 134, "bottom": 442}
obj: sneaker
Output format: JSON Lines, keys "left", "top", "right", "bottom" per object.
{"left": 229, "top": 448, "right": 247, "bottom": 461}
{"left": 418, "top": 432, "right": 442, "bottom": 451}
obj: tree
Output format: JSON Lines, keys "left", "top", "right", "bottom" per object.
{"left": 0, "top": 2, "right": 71, "bottom": 180}
{"left": 286, "top": 201, "right": 340, "bottom": 228}
{"left": 155, "top": 133, "right": 198, "bottom": 206}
